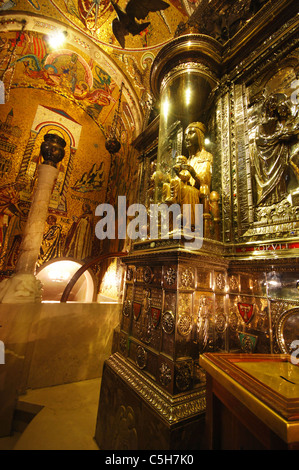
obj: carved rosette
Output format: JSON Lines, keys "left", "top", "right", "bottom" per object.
{"left": 164, "top": 267, "right": 177, "bottom": 286}
{"left": 177, "top": 312, "right": 193, "bottom": 337}
{"left": 162, "top": 310, "right": 175, "bottom": 334}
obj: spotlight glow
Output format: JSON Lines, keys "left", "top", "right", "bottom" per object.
{"left": 185, "top": 87, "right": 191, "bottom": 106}
{"left": 162, "top": 98, "right": 170, "bottom": 119}
{"left": 47, "top": 31, "right": 67, "bottom": 49}
{"left": 47, "top": 266, "right": 70, "bottom": 282}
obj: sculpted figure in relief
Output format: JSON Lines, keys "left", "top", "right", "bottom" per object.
{"left": 253, "top": 93, "right": 299, "bottom": 206}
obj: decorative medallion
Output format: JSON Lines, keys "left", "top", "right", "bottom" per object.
{"left": 215, "top": 313, "right": 226, "bottom": 333}
{"left": 175, "top": 362, "right": 192, "bottom": 392}
{"left": 237, "top": 302, "right": 254, "bottom": 324}
{"left": 133, "top": 302, "right": 142, "bottom": 321}
{"left": 238, "top": 332, "right": 258, "bottom": 353}
{"left": 143, "top": 266, "right": 153, "bottom": 284}
{"left": 123, "top": 299, "right": 132, "bottom": 317}
{"left": 177, "top": 312, "right": 193, "bottom": 336}
{"left": 164, "top": 267, "right": 176, "bottom": 286}
{"left": 151, "top": 307, "right": 161, "bottom": 329}
{"left": 159, "top": 363, "right": 172, "bottom": 387}
{"left": 180, "top": 267, "right": 194, "bottom": 288}
{"left": 162, "top": 310, "right": 175, "bottom": 334}
{"left": 135, "top": 345, "right": 147, "bottom": 370}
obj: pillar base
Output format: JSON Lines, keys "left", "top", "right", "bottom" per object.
{"left": 0, "top": 273, "right": 42, "bottom": 303}
{"left": 95, "top": 353, "right": 206, "bottom": 450}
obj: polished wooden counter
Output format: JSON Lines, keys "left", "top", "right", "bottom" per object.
{"left": 199, "top": 353, "right": 299, "bottom": 450}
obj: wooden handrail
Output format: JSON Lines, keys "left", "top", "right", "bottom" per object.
{"left": 60, "top": 251, "right": 128, "bottom": 302}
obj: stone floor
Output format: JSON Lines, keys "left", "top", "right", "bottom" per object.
{"left": 0, "top": 378, "right": 101, "bottom": 450}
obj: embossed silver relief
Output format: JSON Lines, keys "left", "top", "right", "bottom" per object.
{"left": 139, "top": 288, "right": 152, "bottom": 344}
{"left": 112, "top": 405, "right": 138, "bottom": 450}
{"left": 229, "top": 274, "right": 239, "bottom": 292}
{"left": 177, "top": 312, "right": 193, "bottom": 337}
{"left": 135, "top": 345, "right": 147, "bottom": 369}
{"left": 196, "top": 296, "right": 213, "bottom": 352}
{"left": 159, "top": 363, "right": 172, "bottom": 387}
{"left": 215, "top": 313, "right": 226, "bottom": 334}
{"left": 107, "top": 355, "right": 206, "bottom": 424}
{"left": 175, "top": 362, "right": 192, "bottom": 392}
{"left": 229, "top": 308, "right": 239, "bottom": 331}
{"left": 123, "top": 299, "right": 132, "bottom": 317}
{"left": 143, "top": 288, "right": 151, "bottom": 314}
{"left": 162, "top": 310, "right": 175, "bottom": 334}
{"left": 253, "top": 93, "right": 298, "bottom": 207}
{"left": 180, "top": 267, "right": 194, "bottom": 288}
{"left": 217, "top": 91, "right": 232, "bottom": 243}
{"left": 126, "top": 267, "right": 134, "bottom": 282}
{"left": 244, "top": 66, "right": 299, "bottom": 241}
{"left": 238, "top": 331, "right": 258, "bottom": 353}
{"left": 143, "top": 266, "right": 153, "bottom": 284}
{"left": 119, "top": 336, "right": 128, "bottom": 355}
{"left": 215, "top": 272, "right": 226, "bottom": 290}
{"left": 164, "top": 267, "right": 177, "bottom": 286}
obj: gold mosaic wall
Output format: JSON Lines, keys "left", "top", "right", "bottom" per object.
{"left": 0, "top": 29, "right": 139, "bottom": 285}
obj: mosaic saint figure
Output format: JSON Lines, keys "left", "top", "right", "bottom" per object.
{"left": 38, "top": 214, "right": 62, "bottom": 265}
{"left": 65, "top": 203, "right": 93, "bottom": 260}
{"left": 0, "top": 182, "right": 26, "bottom": 269}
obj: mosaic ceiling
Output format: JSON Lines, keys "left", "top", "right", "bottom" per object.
{"left": 0, "top": 0, "right": 273, "bottom": 131}
{"left": 0, "top": 0, "right": 196, "bottom": 127}
{"left": 46, "top": 0, "right": 191, "bottom": 50}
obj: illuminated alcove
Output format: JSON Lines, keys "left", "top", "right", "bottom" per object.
{"left": 36, "top": 259, "right": 95, "bottom": 303}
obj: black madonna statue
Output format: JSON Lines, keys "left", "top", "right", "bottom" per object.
{"left": 253, "top": 93, "right": 299, "bottom": 206}
{"left": 162, "top": 122, "right": 215, "bottom": 230}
